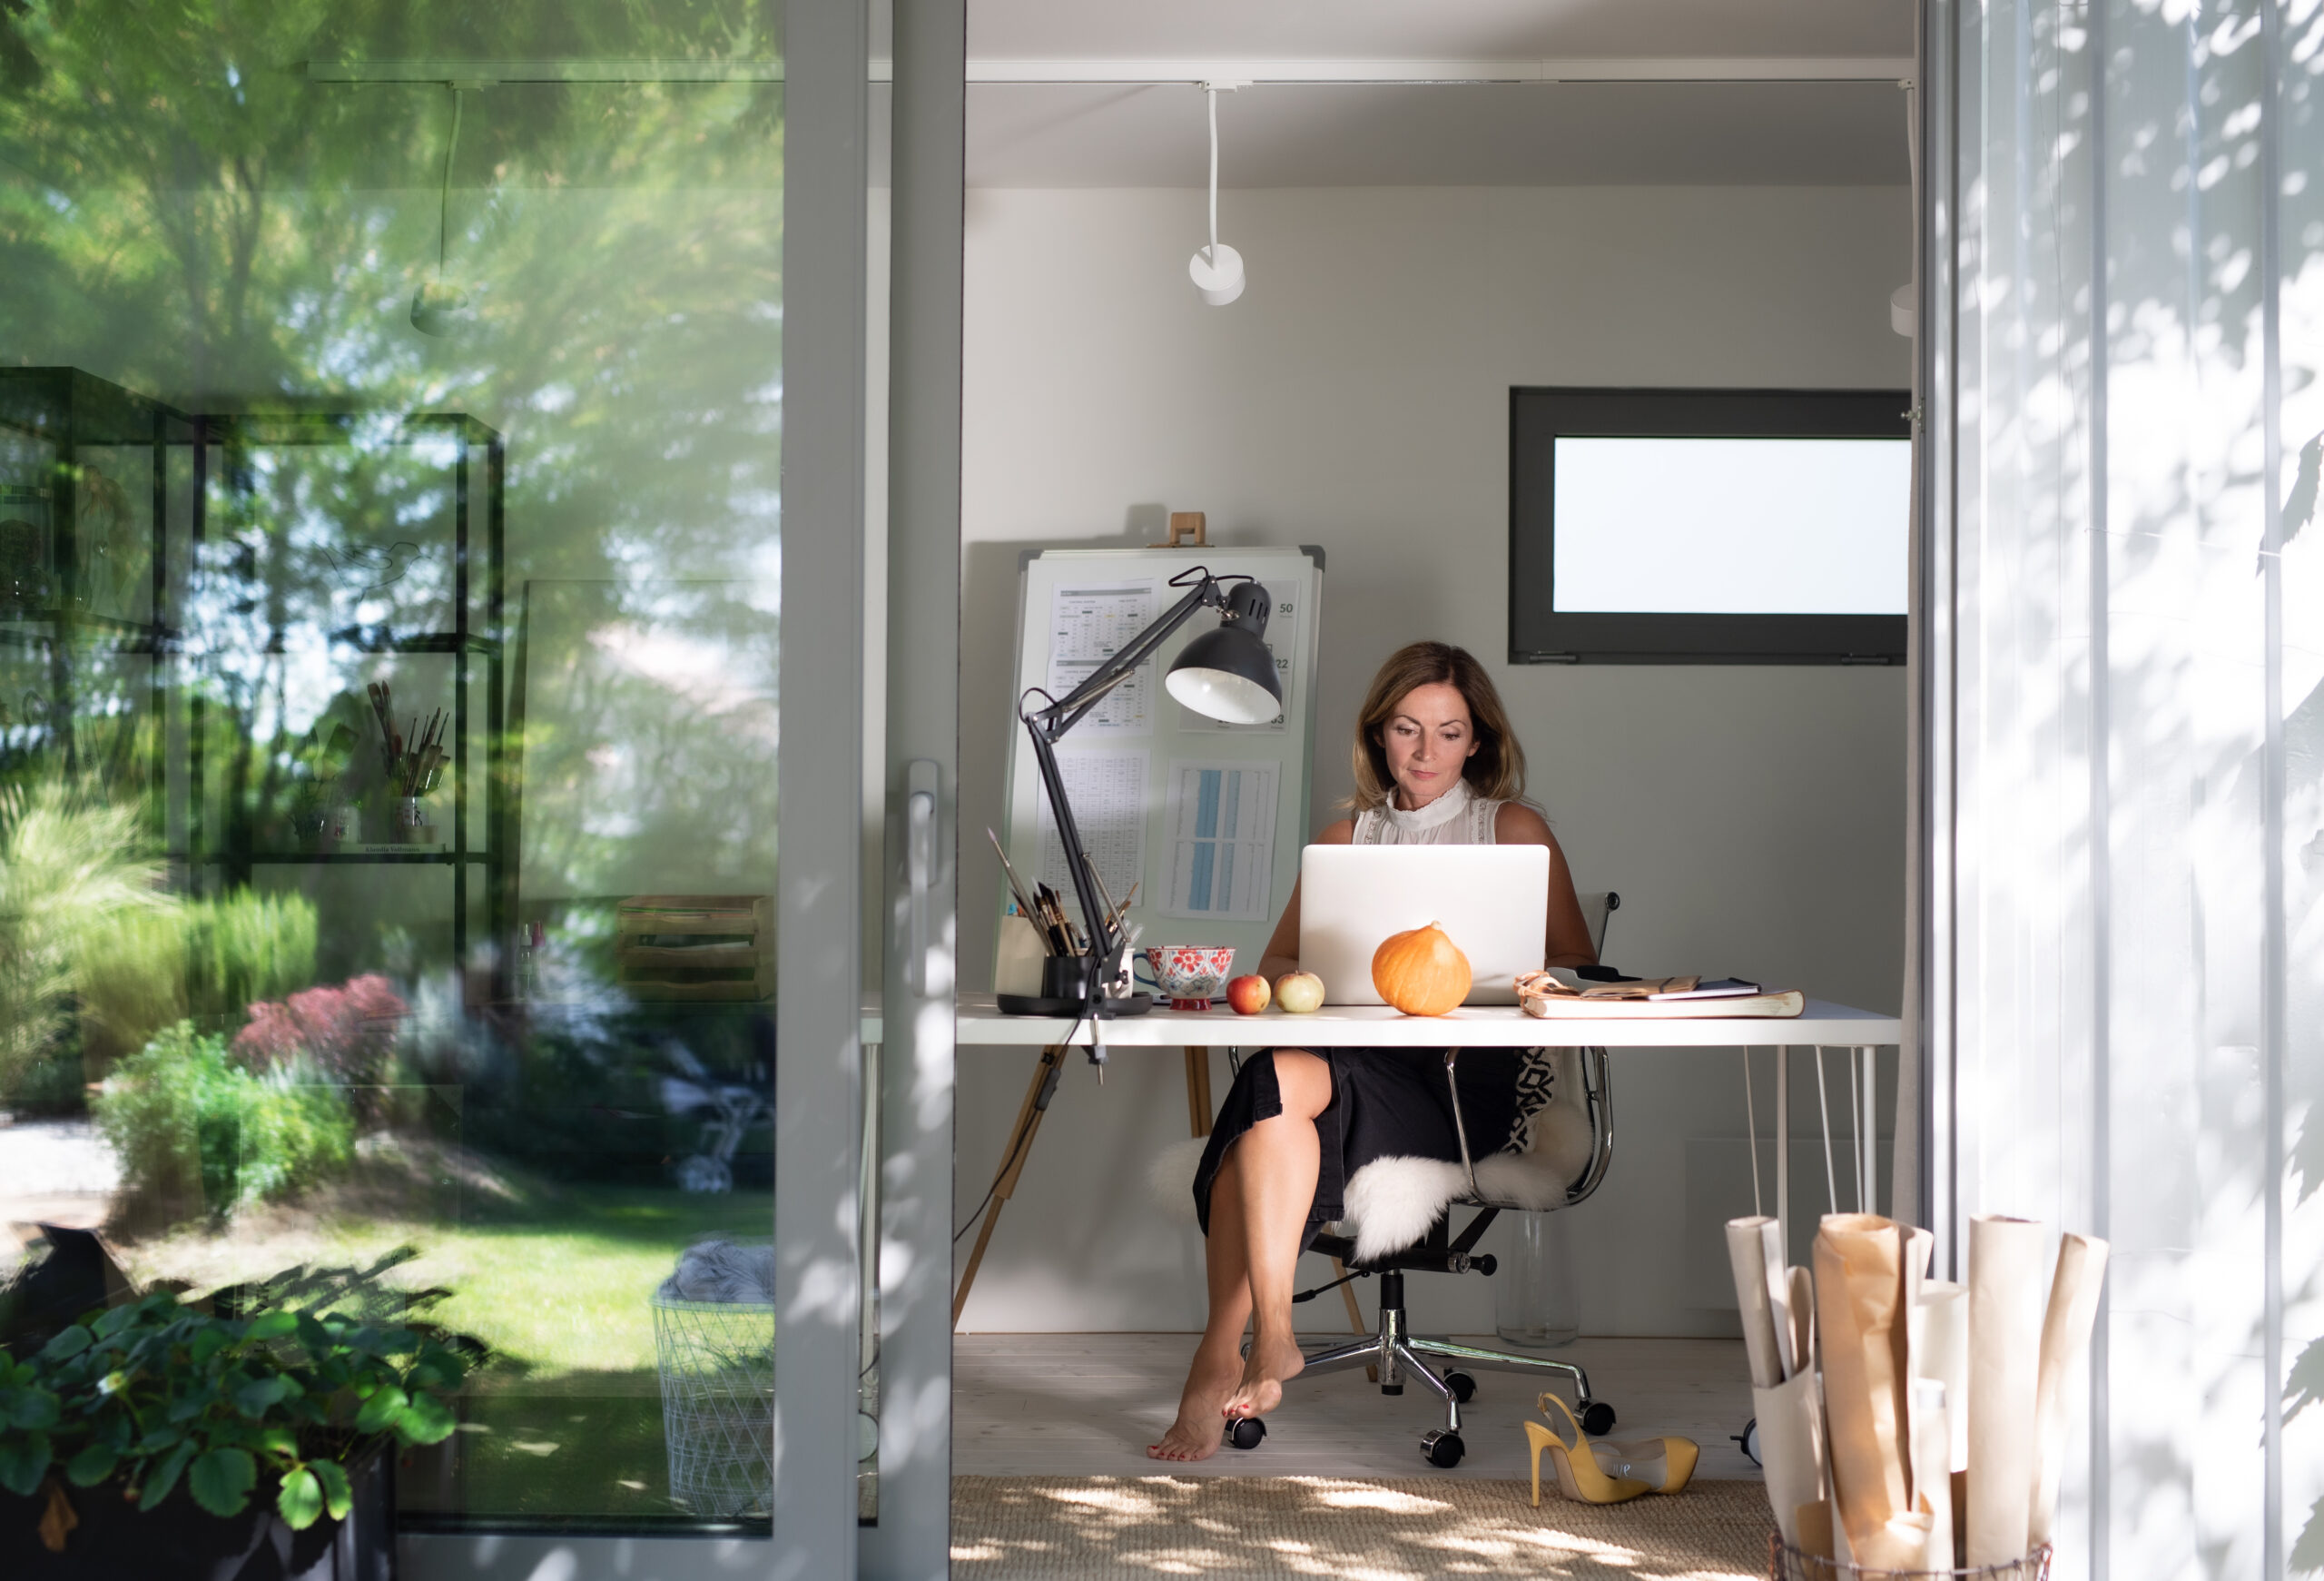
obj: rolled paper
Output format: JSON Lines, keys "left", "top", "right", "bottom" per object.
{"left": 1915, "top": 1280, "right": 1970, "bottom": 1471}
{"left": 1966, "top": 1214, "right": 2048, "bottom": 1566}
{"left": 1815, "top": 1213, "right": 1926, "bottom": 1568}
{"left": 2029, "top": 1232, "right": 2110, "bottom": 1546}
{"left": 1788, "top": 1265, "right": 1817, "bottom": 1375}
{"left": 1756, "top": 1368, "right": 1828, "bottom": 1546}
{"left": 1727, "top": 1216, "right": 1785, "bottom": 1388}
{"left": 1796, "top": 1498, "right": 1837, "bottom": 1562}
{"left": 1762, "top": 1219, "right": 1797, "bottom": 1378}
{"left": 1911, "top": 1378, "right": 1957, "bottom": 1569}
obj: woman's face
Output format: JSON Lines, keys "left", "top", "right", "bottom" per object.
{"left": 1379, "top": 681, "right": 1480, "bottom": 808}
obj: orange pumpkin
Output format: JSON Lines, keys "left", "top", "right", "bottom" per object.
{"left": 1371, "top": 922, "right": 1472, "bottom": 1016}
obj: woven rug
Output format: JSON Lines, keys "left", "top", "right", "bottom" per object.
{"left": 951, "top": 1476, "right": 1773, "bottom": 1580}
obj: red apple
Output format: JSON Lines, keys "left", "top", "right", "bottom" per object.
{"left": 1225, "top": 973, "right": 1271, "bottom": 1015}
{"left": 1274, "top": 971, "right": 1325, "bottom": 1013}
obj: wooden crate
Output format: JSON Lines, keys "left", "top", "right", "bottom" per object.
{"left": 615, "top": 894, "right": 773, "bottom": 1002}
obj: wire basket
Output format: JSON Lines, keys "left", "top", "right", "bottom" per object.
{"left": 652, "top": 1292, "right": 776, "bottom": 1517}
{"left": 1772, "top": 1537, "right": 2053, "bottom": 1581}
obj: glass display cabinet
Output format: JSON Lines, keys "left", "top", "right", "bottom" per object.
{"left": 188, "top": 411, "right": 508, "bottom": 989}
{"left": 0, "top": 367, "right": 193, "bottom": 843}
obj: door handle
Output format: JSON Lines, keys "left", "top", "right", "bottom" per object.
{"left": 905, "top": 762, "right": 938, "bottom": 995}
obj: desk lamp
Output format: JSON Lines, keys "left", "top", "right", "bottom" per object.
{"left": 1000, "top": 567, "right": 1282, "bottom": 1050}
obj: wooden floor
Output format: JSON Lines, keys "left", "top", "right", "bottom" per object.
{"left": 953, "top": 1331, "right": 1763, "bottom": 1482}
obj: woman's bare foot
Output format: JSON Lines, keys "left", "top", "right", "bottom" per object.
{"left": 1147, "top": 1346, "right": 1242, "bottom": 1461}
{"left": 1223, "top": 1331, "right": 1306, "bottom": 1420}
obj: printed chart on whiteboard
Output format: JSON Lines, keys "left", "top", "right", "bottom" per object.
{"left": 1161, "top": 760, "right": 1279, "bottom": 922}
{"left": 1046, "top": 579, "right": 1156, "bottom": 736}
{"left": 1039, "top": 749, "right": 1149, "bottom": 904}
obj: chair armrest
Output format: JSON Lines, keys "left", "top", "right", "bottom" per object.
{"left": 1441, "top": 1050, "right": 1482, "bottom": 1200}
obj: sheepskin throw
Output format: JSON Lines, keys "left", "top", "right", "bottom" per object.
{"left": 661, "top": 1238, "right": 776, "bottom": 1304}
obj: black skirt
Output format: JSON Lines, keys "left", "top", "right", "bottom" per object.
{"left": 1191, "top": 1045, "right": 1551, "bottom": 1250}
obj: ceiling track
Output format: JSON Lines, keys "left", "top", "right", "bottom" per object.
{"left": 310, "top": 56, "right": 1915, "bottom": 88}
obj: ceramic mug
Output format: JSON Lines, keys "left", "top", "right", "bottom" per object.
{"left": 1141, "top": 944, "right": 1236, "bottom": 1012}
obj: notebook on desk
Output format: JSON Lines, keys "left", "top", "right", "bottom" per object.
{"left": 1298, "top": 844, "right": 1548, "bottom": 1005}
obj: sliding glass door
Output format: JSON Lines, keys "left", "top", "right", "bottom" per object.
{"left": 0, "top": 1, "right": 892, "bottom": 1574}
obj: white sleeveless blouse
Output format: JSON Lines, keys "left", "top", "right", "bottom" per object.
{"left": 1351, "top": 776, "right": 1504, "bottom": 846}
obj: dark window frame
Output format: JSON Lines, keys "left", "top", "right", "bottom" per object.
{"left": 1508, "top": 386, "right": 1912, "bottom": 664}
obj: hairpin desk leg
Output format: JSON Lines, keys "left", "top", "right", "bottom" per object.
{"left": 954, "top": 1042, "right": 1070, "bottom": 1325}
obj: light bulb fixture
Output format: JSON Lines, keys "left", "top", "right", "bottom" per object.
{"left": 1188, "top": 82, "right": 1245, "bottom": 306}
{"left": 411, "top": 84, "right": 481, "bottom": 337}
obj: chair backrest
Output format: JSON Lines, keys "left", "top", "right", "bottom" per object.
{"left": 1577, "top": 891, "right": 1620, "bottom": 959}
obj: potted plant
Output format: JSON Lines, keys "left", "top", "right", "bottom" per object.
{"left": 0, "top": 1285, "right": 475, "bottom": 1576}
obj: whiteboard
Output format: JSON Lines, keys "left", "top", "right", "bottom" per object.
{"left": 998, "top": 547, "right": 1324, "bottom": 983}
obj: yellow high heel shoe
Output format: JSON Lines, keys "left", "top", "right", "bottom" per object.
{"left": 1526, "top": 1393, "right": 1650, "bottom": 1507}
{"left": 1585, "top": 1431, "right": 1698, "bottom": 1496}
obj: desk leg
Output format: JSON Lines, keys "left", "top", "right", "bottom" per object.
{"left": 1775, "top": 1046, "right": 1790, "bottom": 1260}
{"left": 1858, "top": 1045, "right": 1878, "bottom": 1216}
{"left": 953, "top": 1042, "right": 1069, "bottom": 1326}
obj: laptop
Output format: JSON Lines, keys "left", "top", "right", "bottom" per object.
{"left": 1297, "top": 844, "right": 1550, "bottom": 1006}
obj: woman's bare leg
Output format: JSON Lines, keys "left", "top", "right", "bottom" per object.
{"left": 1147, "top": 1049, "right": 1333, "bottom": 1459}
{"left": 1146, "top": 1151, "right": 1256, "bottom": 1460}
{"left": 1220, "top": 1050, "right": 1330, "bottom": 1421}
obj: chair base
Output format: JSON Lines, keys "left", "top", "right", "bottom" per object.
{"left": 1292, "top": 1270, "right": 1605, "bottom": 1441}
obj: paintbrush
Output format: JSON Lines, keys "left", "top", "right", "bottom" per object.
{"left": 986, "top": 827, "right": 1041, "bottom": 924}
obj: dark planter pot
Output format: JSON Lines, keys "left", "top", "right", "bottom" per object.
{"left": 0, "top": 1445, "right": 394, "bottom": 1581}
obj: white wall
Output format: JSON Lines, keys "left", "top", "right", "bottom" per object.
{"left": 955, "top": 184, "right": 1912, "bottom": 1337}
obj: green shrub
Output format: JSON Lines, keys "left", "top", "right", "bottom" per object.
{"left": 0, "top": 783, "right": 168, "bottom": 1096}
{"left": 93, "top": 1023, "right": 354, "bottom": 1221}
{"left": 76, "top": 889, "right": 320, "bottom": 1072}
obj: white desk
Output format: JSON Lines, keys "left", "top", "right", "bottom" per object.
{"left": 943, "top": 993, "right": 1904, "bottom": 1320}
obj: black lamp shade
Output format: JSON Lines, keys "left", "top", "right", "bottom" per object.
{"left": 1167, "top": 623, "right": 1282, "bottom": 724}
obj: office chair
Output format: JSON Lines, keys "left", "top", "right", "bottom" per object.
{"left": 1230, "top": 891, "right": 1622, "bottom": 1470}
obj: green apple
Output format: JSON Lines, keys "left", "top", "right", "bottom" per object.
{"left": 1274, "top": 971, "right": 1325, "bottom": 1013}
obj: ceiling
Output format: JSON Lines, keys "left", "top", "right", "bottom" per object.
{"left": 962, "top": 0, "right": 1916, "bottom": 188}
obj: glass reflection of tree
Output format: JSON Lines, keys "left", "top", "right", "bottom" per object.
{"left": 0, "top": 0, "right": 785, "bottom": 902}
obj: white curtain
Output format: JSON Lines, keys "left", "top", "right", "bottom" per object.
{"left": 1929, "top": 1, "right": 2322, "bottom": 1579}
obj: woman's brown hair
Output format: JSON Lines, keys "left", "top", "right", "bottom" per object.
{"left": 1348, "top": 641, "right": 1529, "bottom": 812}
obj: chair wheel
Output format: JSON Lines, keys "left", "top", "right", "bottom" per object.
{"left": 1579, "top": 1400, "right": 1616, "bottom": 1436}
{"left": 1227, "top": 1417, "right": 1266, "bottom": 1450}
{"left": 1420, "top": 1428, "right": 1465, "bottom": 1468}
{"left": 1443, "top": 1369, "right": 1477, "bottom": 1404}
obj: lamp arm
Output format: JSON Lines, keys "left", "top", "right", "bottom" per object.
{"left": 1029, "top": 576, "right": 1224, "bottom": 742}
{"left": 1022, "top": 715, "right": 1117, "bottom": 969}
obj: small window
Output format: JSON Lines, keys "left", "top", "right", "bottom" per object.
{"left": 1509, "top": 387, "right": 1912, "bottom": 663}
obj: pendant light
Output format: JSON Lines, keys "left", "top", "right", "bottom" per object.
{"left": 411, "top": 84, "right": 479, "bottom": 337}
{"left": 1187, "top": 83, "right": 1245, "bottom": 306}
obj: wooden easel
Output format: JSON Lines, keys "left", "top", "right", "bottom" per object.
{"left": 952, "top": 1043, "right": 1370, "bottom": 1344}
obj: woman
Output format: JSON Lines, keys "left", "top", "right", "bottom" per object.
{"left": 1146, "top": 640, "right": 1597, "bottom": 1462}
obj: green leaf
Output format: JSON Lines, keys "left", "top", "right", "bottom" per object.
{"left": 134, "top": 1427, "right": 183, "bottom": 1455}
{"left": 190, "top": 1328, "right": 231, "bottom": 1366}
{"left": 139, "top": 1440, "right": 196, "bottom": 1510}
{"left": 3, "top": 1387, "right": 59, "bottom": 1431}
{"left": 275, "top": 1466, "right": 324, "bottom": 1529}
{"left": 41, "top": 1326, "right": 92, "bottom": 1361}
{"left": 244, "top": 1311, "right": 298, "bottom": 1342}
{"left": 352, "top": 1384, "right": 408, "bottom": 1435}
{"left": 231, "top": 1376, "right": 292, "bottom": 1417}
{"left": 296, "top": 1315, "right": 334, "bottom": 1356}
{"left": 64, "top": 1443, "right": 119, "bottom": 1487}
{"left": 92, "top": 1305, "right": 136, "bottom": 1339}
{"left": 0, "top": 1431, "right": 52, "bottom": 1497}
{"left": 186, "top": 1447, "right": 257, "bottom": 1518}
{"left": 394, "top": 1390, "right": 457, "bottom": 1447}
{"left": 309, "top": 1457, "right": 352, "bottom": 1521}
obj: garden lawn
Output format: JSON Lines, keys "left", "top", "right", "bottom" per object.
{"left": 122, "top": 1184, "right": 773, "bottom": 1378}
